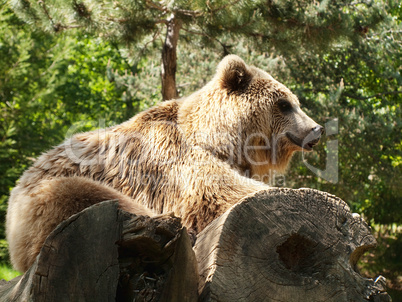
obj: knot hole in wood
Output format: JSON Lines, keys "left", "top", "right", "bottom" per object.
{"left": 276, "top": 233, "right": 318, "bottom": 274}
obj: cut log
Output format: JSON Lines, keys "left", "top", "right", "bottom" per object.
{"left": 0, "top": 201, "right": 198, "bottom": 302}
{"left": 194, "top": 188, "right": 391, "bottom": 302}
{"left": 0, "top": 189, "right": 391, "bottom": 301}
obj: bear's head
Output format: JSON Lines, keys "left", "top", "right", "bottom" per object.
{"left": 180, "top": 55, "right": 323, "bottom": 182}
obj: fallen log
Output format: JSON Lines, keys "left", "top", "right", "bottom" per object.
{"left": 0, "top": 189, "right": 391, "bottom": 301}
{"left": 0, "top": 201, "right": 198, "bottom": 302}
{"left": 194, "top": 188, "right": 391, "bottom": 302}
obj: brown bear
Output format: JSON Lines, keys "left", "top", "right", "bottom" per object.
{"left": 6, "top": 55, "right": 323, "bottom": 272}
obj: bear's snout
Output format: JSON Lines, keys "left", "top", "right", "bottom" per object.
{"left": 286, "top": 124, "right": 323, "bottom": 151}
{"left": 305, "top": 125, "right": 323, "bottom": 150}
{"left": 312, "top": 125, "right": 324, "bottom": 136}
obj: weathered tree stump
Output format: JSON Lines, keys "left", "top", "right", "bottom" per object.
{"left": 194, "top": 188, "right": 391, "bottom": 302}
{"left": 0, "top": 189, "right": 391, "bottom": 301}
{"left": 0, "top": 201, "right": 198, "bottom": 302}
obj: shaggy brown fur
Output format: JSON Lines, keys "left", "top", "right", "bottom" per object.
{"left": 6, "top": 55, "right": 322, "bottom": 272}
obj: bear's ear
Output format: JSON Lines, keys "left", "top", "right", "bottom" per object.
{"left": 216, "top": 55, "right": 252, "bottom": 92}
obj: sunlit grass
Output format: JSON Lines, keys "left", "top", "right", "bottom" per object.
{"left": 0, "top": 264, "right": 21, "bottom": 281}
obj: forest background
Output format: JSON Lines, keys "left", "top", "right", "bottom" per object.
{"left": 0, "top": 0, "right": 401, "bottom": 298}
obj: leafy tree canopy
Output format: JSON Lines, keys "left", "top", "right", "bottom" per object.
{"left": 9, "top": 0, "right": 388, "bottom": 99}
{"left": 0, "top": 3, "right": 158, "bottom": 260}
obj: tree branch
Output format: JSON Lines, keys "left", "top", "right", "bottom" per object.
{"left": 38, "top": 0, "right": 84, "bottom": 31}
{"left": 180, "top": 27, "right": 206, "bottom": 37}
{"left": 37, "top": 0, "right": 54, "bottom": 26}
{"left": 173, "top": 8, "right": 202, "bottom": 17}
{"left": 145, "top": 0, "right": 167, "bottom": 12}
{"left": 207, "top": 0, "right": 241, "bottom": 14}
{"left": 137, "top": 29, "right": 162, "bottom": 62}
{"left": 343, "top": 90, "right": 402, "bottom": 100}
{"left": 182, "top": 25, "right": 234, "bottom": 56}
{"left": 301, "top": 88, "right": 402, "bottom": 101}
{"left": 145, "top": 0, "right": 201, "bottom": 17}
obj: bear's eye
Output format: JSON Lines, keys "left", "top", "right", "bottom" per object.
{"left": 277, "top": 99, "right": 293, "bottom": 114}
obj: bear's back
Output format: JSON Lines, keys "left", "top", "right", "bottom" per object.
{"left": 16, "top": 100, "right": 184, "bottom": 193}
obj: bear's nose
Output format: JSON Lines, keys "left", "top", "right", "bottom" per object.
{"left": 312, "top": 125, "right": 324, "bottom": 135}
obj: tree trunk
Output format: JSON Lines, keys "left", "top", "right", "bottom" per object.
{"left": 0, "top": 201, "right": 198, "bottom": 302}
{"left": 161, "top": 14, "right": 182, "bottom": 101}
{"left": 194, "top": 188, "right": 391, "bottom": 302}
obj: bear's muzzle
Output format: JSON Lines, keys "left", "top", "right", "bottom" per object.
{"left": 286, "top": 125, "right": 324, "bottom": 151}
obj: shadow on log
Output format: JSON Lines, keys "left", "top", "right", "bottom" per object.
{"left": 194, "top": 188, "right": 391, "bottom": 302}
{"left": 0, "top": 201, "right": 198, "bottom": 302}
{"left": 0, "top": 189, "right": 392, "bottom": 301}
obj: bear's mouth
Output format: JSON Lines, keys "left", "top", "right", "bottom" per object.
{"left": 286, "top": 132, "right": 321, "bottom": 151}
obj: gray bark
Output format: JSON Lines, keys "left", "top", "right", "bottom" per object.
{"left": 0, "top": 201, "right": 198, "bottom": 302}
{"left": 0, "top": 189, "right": 391, "bottom": 302}
{"left": 194, "top": 188, "right": 391, "bottom": 302}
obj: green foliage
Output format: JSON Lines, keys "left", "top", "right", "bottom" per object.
{"left": 9, "top": 0, "right": 387, "bottom": 63}
{"left": 359, "top": 226, "right": 402, "bottom": 300}
{"left": 0, "top": 262, "right": 21, "bottom": 281}
{"left": 282, "top": 3, "right": 402, "bottom": 225}
{"left": 0, "top": 3, "right": 158, "bottom": 263}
